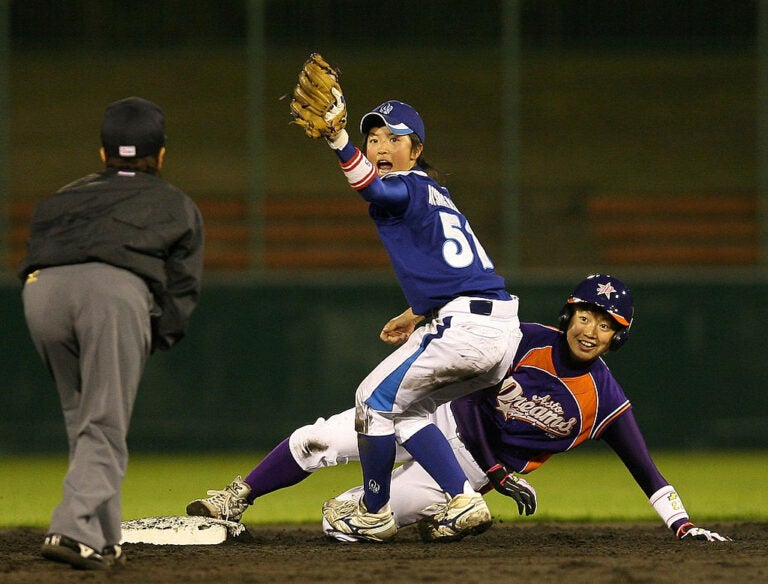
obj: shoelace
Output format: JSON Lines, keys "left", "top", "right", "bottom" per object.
{"left": 327, "top": 499, "right": 359, "bottom": 517}
{"left": 421, "top": 502, "right": 448, "bottom": 517}
{"left": 204, "top": 486, "right": 240, "bottom": 518}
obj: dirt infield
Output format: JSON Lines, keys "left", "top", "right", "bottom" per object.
{"left": 1, "top": 522, "right": 765, "bottom": 583}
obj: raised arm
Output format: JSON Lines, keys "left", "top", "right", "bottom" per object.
{"left": 328, "top": 129, "right": 409, "bottom": 210}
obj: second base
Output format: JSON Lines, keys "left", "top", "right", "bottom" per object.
{"left": 120, "top": 515, "right": 249, "bottom": 545}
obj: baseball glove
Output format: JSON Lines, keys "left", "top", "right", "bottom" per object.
{"left": 289, "top": 53, "right": 347, "bottom": 140}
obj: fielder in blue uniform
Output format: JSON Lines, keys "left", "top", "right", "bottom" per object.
{"left": 306, "top": 100, "right": 522, "bottom": 542}
{"left": 187, "top": 275, "right": 729, "bottom": 543}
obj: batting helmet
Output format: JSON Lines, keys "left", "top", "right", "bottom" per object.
{"left": 558, "top": 274, "right": 634, "bottom": 351}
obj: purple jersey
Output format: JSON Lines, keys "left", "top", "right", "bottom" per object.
{"left": 365, "top": 169, "right": 509, "bottom": 315}
{"left": 452, "top": 322, "right": 631, "bottom": 474}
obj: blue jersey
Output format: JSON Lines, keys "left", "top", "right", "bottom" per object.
{"left": 451, "top": 322, "right": 631, "bottom": 474}
{"left": 364, "top": 169, "right": 508, "bottom": 315}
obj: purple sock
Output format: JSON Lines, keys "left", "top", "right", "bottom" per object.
{"left": 403, "top": 424, "right": 467, "bottom": 497}
{"left": 358, "top": 434, "right": 396, "bottom": 513}
{"left": 243, "top": 438, "right": 310, "bottom": 503}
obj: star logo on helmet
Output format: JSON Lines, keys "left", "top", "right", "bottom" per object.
{"left": 596, "top": 282, "right": 616, "bottom": 299}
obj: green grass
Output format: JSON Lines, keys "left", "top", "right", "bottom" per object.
{"left": 3, "top": 449, "right": 766, "bottom": 528}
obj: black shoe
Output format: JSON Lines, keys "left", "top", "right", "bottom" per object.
{"left": 102, "top": 544, "right": 127, "bottom": 568}
{"left": 41, "top": 533, "right": 114, "bottom": 570}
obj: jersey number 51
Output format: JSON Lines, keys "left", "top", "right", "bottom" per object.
{"left": 439, "top": 211, "right": 494, "bottom": 270}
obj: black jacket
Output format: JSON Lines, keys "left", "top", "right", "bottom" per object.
{"left": 18, "top": 168, "right": 204, "bottom": 351}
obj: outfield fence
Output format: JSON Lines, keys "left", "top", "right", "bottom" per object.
{"left": 2, "top": 277, "right": 766, "bottom": 454}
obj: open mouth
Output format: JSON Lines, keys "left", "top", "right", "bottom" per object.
{"left": 377, "top": 160, "right": 393, "bottom": 174}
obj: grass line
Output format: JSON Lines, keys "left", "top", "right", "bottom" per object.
{"left": 2, "top": 449, "right": 765, "bottom": 528}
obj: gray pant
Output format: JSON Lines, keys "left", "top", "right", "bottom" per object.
{"left": 22, "top": 262, "right": 152, "bottom": 550}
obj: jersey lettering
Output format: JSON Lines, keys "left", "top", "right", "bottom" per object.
{"left": 495, "top": 379, "right": 578, "bottom": 438}
{"left": 427, "top": 184, "right": 459, "bottom": 212}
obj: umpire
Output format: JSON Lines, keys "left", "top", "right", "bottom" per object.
{"left": 18, "top": 96, "right": 204, "bottom": 570}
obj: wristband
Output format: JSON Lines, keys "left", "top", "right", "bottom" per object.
{"left": 326, "top": 129, "right": 350, "bottom": 150}
{"left": 339, "top": 147, "right": 377, "bottom": 190}
{"left": 649, "top": 485, "right": 689, "bottom": 528}
{"left": 675, "top": 521, "right": 696, "bottom": 539}
{"left": 486, "top": 464, "right": 508, "bottom": 486}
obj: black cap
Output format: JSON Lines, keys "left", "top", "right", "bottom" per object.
{"left": 101, "top": 97, "right": 166, "bottom": 158}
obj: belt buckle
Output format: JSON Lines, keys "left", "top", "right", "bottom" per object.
{"left": 469, "top": 299, "right": 492, "bottom": 316}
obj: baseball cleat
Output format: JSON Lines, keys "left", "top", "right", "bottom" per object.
{"left": 322, "top": 496, "right": 397, "bottom": 543}
{"left": 41, "top": 533, "right": 116, "bottom": 570}
{"left": 417, "top": 492, "right": 492, "bottom": 543}
{"left": 186, "top": 475, "right": 251, "bottom": 522}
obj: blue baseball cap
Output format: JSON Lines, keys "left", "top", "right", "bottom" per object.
{"left": 360, "top": 100, "right": 426, "bottom": 144}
